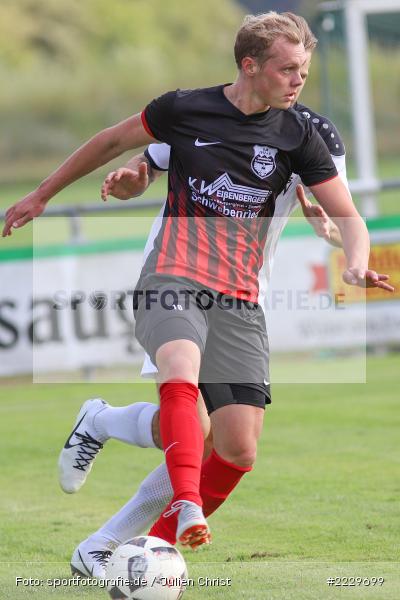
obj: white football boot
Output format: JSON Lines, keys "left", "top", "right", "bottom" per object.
{"left": 70, "top": 536, "right": 119, "bottom": 580}
{"left": 58, "top": 398, "right": 108, "bottom": 493}
{"left": 164, "top": 500, "right": 211, "bottom": 549}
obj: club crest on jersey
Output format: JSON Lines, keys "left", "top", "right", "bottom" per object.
{"left": 251, "top": 145, "right": 278, "bottom": 179}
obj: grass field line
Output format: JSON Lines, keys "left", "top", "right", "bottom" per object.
{"left": 0, "top": 398, "right": 70, "bottom": 413}
{"left": 2, "top": 354, "right": 399, "bottom": 599}
{"left": 2, "top": 560, "right": 399, "bottom": 565}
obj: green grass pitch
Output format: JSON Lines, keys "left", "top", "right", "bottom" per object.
{"left": 0, "top": 354, "right": 399, "bottom": 599}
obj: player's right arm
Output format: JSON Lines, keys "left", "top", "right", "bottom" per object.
{"left": 101, "top": 143, "right": 170, "bottom": 201}
{"left": 296, "top": 184, "right": 342, "bottom": 247}
{"left": 294, "top": 117, "right": 348, "bottom": 248}
{"left": 2, "top": 114, "right": 154, "bottom": 236}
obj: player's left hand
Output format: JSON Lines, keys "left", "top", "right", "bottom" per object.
{"left": 342, "top": 268, "right": 394, "bottom": 292}
{"left": 296, "top": 184, "right": 330, "bottom": 239}
{"left": 101, "top": 163, "right": 149, "bottom": 201}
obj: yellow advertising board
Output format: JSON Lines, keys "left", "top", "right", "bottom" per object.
{"left": 329, "top": 242, "right": 400, "bottom": 303}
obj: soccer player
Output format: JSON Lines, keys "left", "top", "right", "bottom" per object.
{"left": 3, "top": 11, "right": 393, "bottom": 563}
{"left": 60, "top": 12, "right": 394, "bottom": 576}
{"left": 63, "top": 178, "right": 342, "bottom": 578}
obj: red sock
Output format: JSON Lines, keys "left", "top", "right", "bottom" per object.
{"left": 159, "top": 381, "right": 203, "bottom": 506}
{"left": 149, "top": 449, "right": 252, "bottom": 544}
{"left": 200, "top": 449, "right": 252, "bottom": 515}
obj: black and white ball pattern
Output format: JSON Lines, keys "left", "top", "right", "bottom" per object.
{"left": 106, "top": 536, "right": 188, "bottom": 600}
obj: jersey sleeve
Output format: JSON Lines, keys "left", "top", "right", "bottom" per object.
{"left": 296, "top": 105, "right": 346, "bottom": 157}
{"left": 332, "top": 154, "right": 349, "bottom": 191}
{"left": 144, "top": 143, "right": 171, "bottom": 171}
{"left": 290, "top": 121, "right": 338, "bottom": 187}
{"left": 141, "top": 91, "right": 177, "bottom": 142}
{"left": 313, "top": 117, "right": 345, "bottom": 157}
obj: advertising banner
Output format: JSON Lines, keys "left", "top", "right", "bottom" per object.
{"left": 1, "top": 217, "right": 399, "bottom": 379}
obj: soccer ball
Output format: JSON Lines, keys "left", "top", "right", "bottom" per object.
{"left": 106, "top": 536, "right": 188, "bottom": 600}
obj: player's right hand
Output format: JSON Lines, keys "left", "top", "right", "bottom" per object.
{"left": 296, "top": 184, "right": 331, "bottom": 239}
{"left": 101, "top": 163, "right": 149, "bottom": 201}
{"left": 2, "top": 190, "right": 47, "bottom": 237}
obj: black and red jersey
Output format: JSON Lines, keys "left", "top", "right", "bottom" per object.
{"left": 140, "top": 85, "right": 338, "bottom": 302}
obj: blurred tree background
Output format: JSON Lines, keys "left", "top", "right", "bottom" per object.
{"left": 0, "top": 0, "right": 398, "bottom": 183}
{"left": 0, "top": 0, "right": 243, "bottom": 179}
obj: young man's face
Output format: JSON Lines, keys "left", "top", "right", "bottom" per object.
{"left": 249, "top": 37, "right": 308, "bottom": 109}
{"left": 290, "top": 50, "right": 312, "bottom": 106}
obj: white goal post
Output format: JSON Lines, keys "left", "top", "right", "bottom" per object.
{"left": 319, "top": 0, "right": 400, "bottom": 217}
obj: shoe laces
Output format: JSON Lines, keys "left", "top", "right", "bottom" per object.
{"left": 88, "top": 549, "right": 113, "bottom": 567}
{"left": 73, "top": 431, "right": 103, "bottom": 471}
{"left": 163, "top": 500, "right": 200, "bottom": 519}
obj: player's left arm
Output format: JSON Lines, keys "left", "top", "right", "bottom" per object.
{"left": 101, "top": 154, "right": 154, "bottom": 201}
{"left": 101, "top": 143, "right": 170, "bottom": 201}
{"left": 295, "top": 120, "right": 393, "bottom": 292}
{"left": 309, "top": 176, "right": 393, "bottom": 291}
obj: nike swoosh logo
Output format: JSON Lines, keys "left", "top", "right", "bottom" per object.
{"left": 164, "top": 441, "right": 179, "bottom": 454}
{"left": 195, "top": 138, "right": 221, "bottom": 147}
{"left": 78, "top": 549, "right": 94, "bottom": 578}
{"left": 64, "top": 413, "right": 87, "bottom": 449}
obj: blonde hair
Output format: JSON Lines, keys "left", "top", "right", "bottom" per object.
{"left": 234, "top": 12, "right": 303, "bottom": 69}
{"left": 283, "top": 12, "right": 318, "bottom": 52}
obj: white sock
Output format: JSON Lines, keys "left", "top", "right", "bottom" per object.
{"left": 94, "top": 463, "right": 173, "bottom": 544}
{"left": 93, "top": 402, "right": 158, "bottom": 448}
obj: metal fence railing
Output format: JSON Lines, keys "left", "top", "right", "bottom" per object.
{"left": 1, "top": 177, "right": 399, "bottom": 243}
{"left": 0, "top": 198, "right": 163, "bottom": 243}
